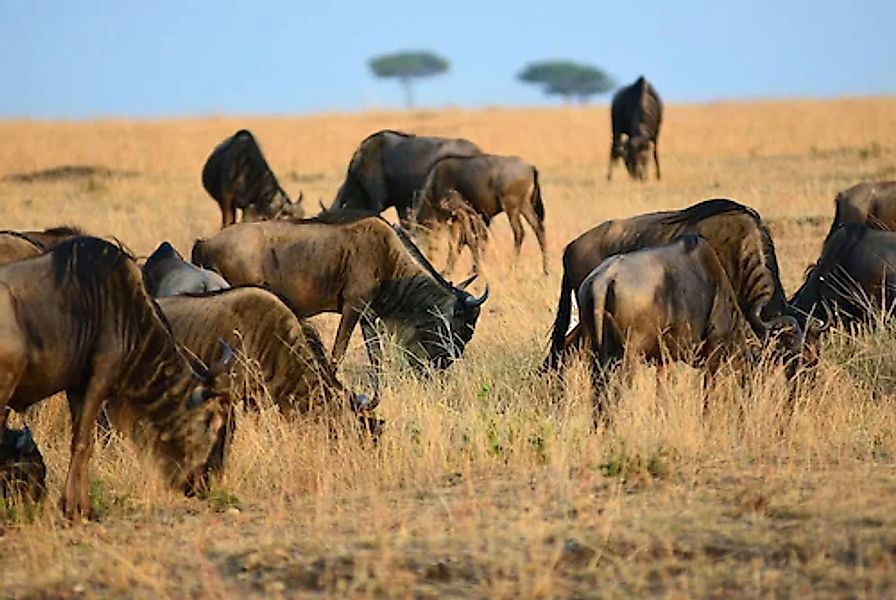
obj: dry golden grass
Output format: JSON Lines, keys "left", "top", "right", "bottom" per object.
{"left": 1, "top": 98, "right": 896, "bottom": 598}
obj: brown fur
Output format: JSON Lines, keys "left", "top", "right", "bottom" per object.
{"left": 414, "top": 154, "right": 548, "bottom": 274}
{"left": 0, "top": 225, "right": 84, "bottom": 266}
{"left": 826, "top": 181, "right": 896, "bottom": 242}
{"left": 546, "top": 199, "right": 790, "bottom": 370}
{"left": 191, "top": 216, "right": 487, "bottom": 375}
{"left": 412, "top": 189, "right": 490, "bottom": 276}
{"left": 0, "top": 237, "right": 232, "bottom": 519}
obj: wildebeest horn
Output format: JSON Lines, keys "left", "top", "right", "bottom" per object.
{"left": 296, "top": 190, "right": 304, "bottom": 204}
{"left": 465, "top": 285, "right": 489, "bottom": 308}
{"left": 457, "top": 274, "right": 478, "bottom": 290}
{"left": 207, "top": 340, "right": 234, "bottom": 378}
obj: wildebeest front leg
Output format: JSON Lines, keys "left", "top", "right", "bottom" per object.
{"left": 331, "top": 307, "right": 362, "bottom": 365}
{"left": 506, "top": 208, "right": 526, "bottom": 261}
{"left": 63, "top": 378, "right": 109, "bottom": 520}
{"left": 360, "top": 316, "right": 382, "bottom": 398}
{"left": 606, "top": 146, "right": 616, "bottom": 181}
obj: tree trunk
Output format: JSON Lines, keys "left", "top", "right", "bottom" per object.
{"left": 400, "top": 77, "right": 414, "bottom": 109}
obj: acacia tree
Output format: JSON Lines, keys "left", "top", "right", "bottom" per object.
{"left": 518, "top": 60, "right": 615, "bottom": 104}
{"left": 369, "top": 51, "right": 450, "bottom": 109}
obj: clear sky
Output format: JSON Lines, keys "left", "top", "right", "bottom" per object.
{"left": 3, "top": 0, "right": 894, "bottom": 118}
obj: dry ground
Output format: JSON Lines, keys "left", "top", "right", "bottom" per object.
{"left": 1, "top": 99, "right": 895, "bottom": 598}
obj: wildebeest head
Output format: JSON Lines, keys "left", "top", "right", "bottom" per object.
{"left": 0, "top": 422, "right": 46, "bottom": 503}
{"left": 242, "top": 190, "right": 305, "bottom": 222}
{"left": 146, "top": 341, "right": 235, "bottom": 496}
{"left": 420, "top": 274, "right": 489, "bottom": 370}
{"left": 624, "top": 135, "right": 653, "bottom": 180}
{"left": 760, "top": 308, "right": 829, "bottom": 377}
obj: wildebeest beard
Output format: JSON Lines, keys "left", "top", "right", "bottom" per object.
{"left": 370, "top": 274, "right": 481, "bottom": 370}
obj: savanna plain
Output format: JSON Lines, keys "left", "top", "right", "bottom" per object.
{"left": 1, "top": 99, "right": 896, "bottom": 598}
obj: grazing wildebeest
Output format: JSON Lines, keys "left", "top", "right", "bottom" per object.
{"left": 607, "top": 76, "right": 663, "bottom": 181}
{"left": 824, "top": 181, "right": 896, "bottom": 242}
{"left": 143, "top": 241, "right": 230, "bottom": 297}
{"left": 578, "top": 235, "right": 818, "bottom": 417}
{"left": 0, "top": 416, "right": 46, "bottom": 502}
{"left": 191, "top": 212, "right": 488, "bottom": 380}
{"left": 412, "top": 154, "right": 548, "bottom": 274}
{"left": 157, "top": 286, "right": 381, "bottom": 425}
{"left": 330, "top": 130, "right": 481, "bottom": 226}
{"left": 792, "top": 223, "right": 896, "bottom": 326}
{"left": 0, "top": 237, "right": 233, "bottom": 519}
{"left": 545, "top": 199, "right": 801, "bottom": 370}
{"left": 0, "top": 225, "right": 84, "bottom": 265}
{"left": 202, "top": 129, "right": 304, "bottom": 228}
{"left": 412, "top": 189, "right": 490, "bottom": 276}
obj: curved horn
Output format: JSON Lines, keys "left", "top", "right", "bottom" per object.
{"left": 465, "top": 285, "right": 489, "bottom": 308}
{"left": 207, "top": 340, "right": 234, "bottom": 378}
{"left": 296, "top": 190, "right": 304, "bottom": 204}
{"left": 457, "top": 274, "right": 478, "bottom": 290}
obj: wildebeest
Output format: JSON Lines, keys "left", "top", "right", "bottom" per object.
{"left": 330, "top": 130, "right": 481, "bottom": 226}
{"left": 824, "top": 181, "right": 896, "bottom": 242}
{"left": 412, "top": 189, "right": 490, "bottom": 276}
{"left": 0, "top": 237, "right": 233, "bottom": 519}
{"left": 578, "top": 235, "right": 817, "bottom": 416}
{"left": 545, "top": 199, "right": 800, "bottom": 370}
{"left": 143, "top": 241, "right": 230, "bottom": 297}
{"left": 607, "top": 76, "right": 663, "bottom": 181}
{"left": 157, "top": 286, "right": 380, "bottom": 422}
{"left": 792, "top": 223, "right": 896, "bottom": 326}
{"left": 202, "top": 129, "right": 304, "bottom": 228}
{"left": 0, "top": 225, "right": 84, "bottom": 265}
{"left": 412, "top": 154, "right": 548, "bottom": 274}
{"left": 191, "top": 212, "right": 488, "bottom": 380}
{"left": 0, "top": 416, "right": 46, "bottom": 503}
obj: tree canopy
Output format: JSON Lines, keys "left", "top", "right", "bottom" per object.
{"left": 369, "top": 51, "right": 450, "bottom": 108}
{"left": 518, "top": 60, "right": 615, "bottom": 103}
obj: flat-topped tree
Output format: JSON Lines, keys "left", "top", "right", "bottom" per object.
{"left": 369, "top": 51, "right": 450, "bottom": 109}
{"left": 518, "top": 60, "right": 615, "bottom": 104}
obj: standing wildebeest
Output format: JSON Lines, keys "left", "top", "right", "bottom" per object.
{"left": 545, "top": 199, "right": 802, "bottom": 370}
{"left": 0, "top": 225, "right": 83, "bottom": 265}
{"left": 157, "top": 286, "right": 379, "bottom": 423}
{"left": 824, "top": 181, "right": 896, "bottom": 242}
{"left": 579, "top": 235, "right": 818, "bottom": 417}
{"left": 191, "top": 212, "right": 488, "bottom": 378}
{"left": 792, "top": 223, "right": 896, "bottom": 326}
{"left": 330, "top": 130, "right": 481, "bottom": 226}
{"left": 202, "top": 129, "right": 304, "bottom": 228}
{"left": 607, "top": 76, "right": 663, "bottom": 181}
{"left": 412, "top": 154, "right": 548, "bottom": 274}
{"left": 143, "top": 241, "right": 230, "bottom": 297}
{"left": 0, "top": 237, "right": 233, "bottom": 519}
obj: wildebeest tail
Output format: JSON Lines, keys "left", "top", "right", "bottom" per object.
{"left": 532, "top": 167, "right": 545, "bottom": 222}
{"left": 544, "top": 269, "right": 573, "bottom": 370}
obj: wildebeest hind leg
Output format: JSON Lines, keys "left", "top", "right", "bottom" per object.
{"left": 360, "top": 317, "right": 382, "bottom": 399}
{"left": 520, "top": 203, "right": 548, "bottom": 275}
{"left": 653, "top": 143, "right": 661, "bottom": 180}
{"left": 507, "top": 209, "right": 525, "bottom": 261}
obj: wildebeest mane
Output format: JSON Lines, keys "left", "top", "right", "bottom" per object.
{"left": 660, "top": 199, "right": 761, "bottom": 226}
{"left": 51, "top": 236, "right": 133, "bottom": 288}
{"left": 391, "top": 224, "right": 455, "bottom": 290}
{"left": 0, "top": 230, "right": 42, "bottom": 249}
{"left": 41, "top": 225, "right": 85, "bottom": 239}
{"left": 300, "top": 208, "right": 383, "bottom": 226}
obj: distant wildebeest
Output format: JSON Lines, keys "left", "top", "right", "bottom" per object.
{"left": 0, "top": 225, "right": 84, "bottom": 265}
{"left": 330, "top": 130, "right": 481, "bottom": 226}
{"left": 202, "top": 129, "right": 304, "bottom": 228}
{"left": 792, "top": 223, "right": 896, "bottom": 326}
{"left": 545, "top": 199, "right": 804, "bottom": 370}
{"left": 0, "top": 416, "right": 46, "bottom": 503}
{"left": 412, "top": 189, "right": 490, "bottom": 276}
{"left": 578, "top": 235, "right": 820, "bottom": 417}
{"left": 412, "top": 154, "right": 548, "bottom": 274}
{"left": 0, "top": 237, "right": 233, "bottom": 519}
{"left": 143, "top": 241, "right": 230, "bottom": 297}
{"left": 157, "top": 286, "right": 381, "bottom": 429}
{"left": 191, "top": 212, "right": 488, "bottom": 381}
{"left": 607, "top": 76, "right": 663, "bottom": 181}
{"left": 824, "top": 181, "right": 896, "bottom": 242}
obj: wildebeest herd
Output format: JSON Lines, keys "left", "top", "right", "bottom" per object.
{"left": 2, "top": 77, "right": 895, "bottom": 521}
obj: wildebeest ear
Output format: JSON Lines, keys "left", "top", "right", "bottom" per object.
{"left": 207, "top": 341, "right": 234, "bottom": 378}
{"left": 188, "top": 386, "right": 214, "bottom": 409}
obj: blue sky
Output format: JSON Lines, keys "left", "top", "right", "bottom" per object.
{"left": 2, "top": 0, "right": 894, "bottom": 118}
